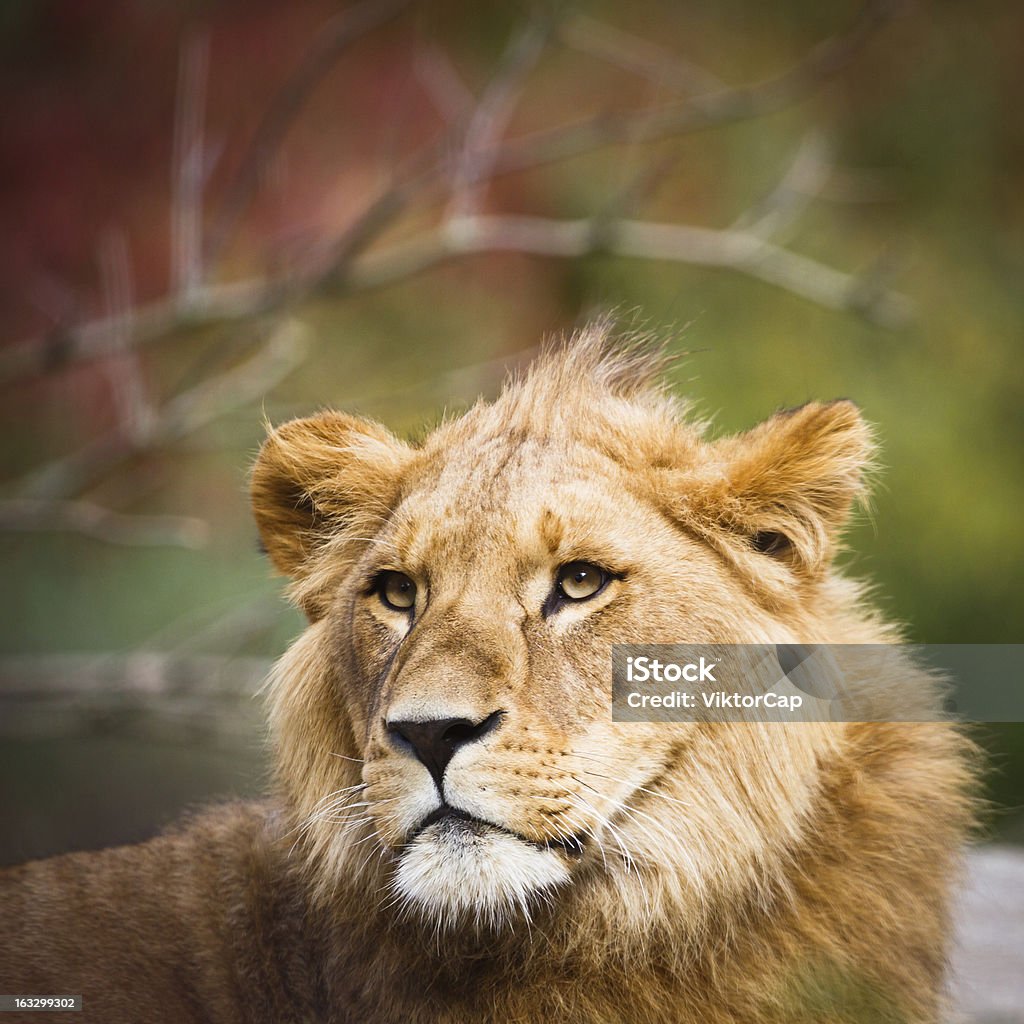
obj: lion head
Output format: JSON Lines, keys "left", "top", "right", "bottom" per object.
{"left": 250, "top": 327, "right": 901, "bottom": 935}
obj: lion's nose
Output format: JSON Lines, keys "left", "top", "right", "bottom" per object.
{"left": 387, "top": 710, "right": 503, "bottom": 790}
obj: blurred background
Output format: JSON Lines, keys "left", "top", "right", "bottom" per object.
{"left": 1, "top": 0, "right": 1021, "bottom": 869}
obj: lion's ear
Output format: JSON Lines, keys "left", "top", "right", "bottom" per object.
{"left": 678, "top": 401, "right": 874, "bottom": 577}
{"left": 251, "top": 411, "right": 415, "bottom": 582}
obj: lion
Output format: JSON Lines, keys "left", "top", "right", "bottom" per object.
{"left": 1, "top": 326, "right": 975, "bottom": 1023}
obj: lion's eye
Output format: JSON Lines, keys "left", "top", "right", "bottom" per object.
{"left": 556, "top": 562, "right": 608, "bottom": 602}
{"left": 377, "top": 571, "right": 417, "bottom": 611}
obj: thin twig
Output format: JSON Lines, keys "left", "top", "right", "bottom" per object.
{"left": 447, "top": 16, "right": 550, "bottom": 220}
{"left": 561, "top": 12, "right": 725, "bottom": 94}
{"left": 15, "top": 319, "right": 309, "bottom": 500}
{"left": 166, "top": 344, "right": 541, "bottom": 450}
{"left": 171, "top": 30, "right": 210, "bottom": 300}
{"left": 314, "top": 151, "right": 443, "bottom": 289}
{"left": 731, "top": 130, "right": 833, "bottom": 241}
{"left": 414, "top": 42, "right": 475, "bottom": 125}
{"left": 493, "top": 1, "right": 894, "bottom": 177}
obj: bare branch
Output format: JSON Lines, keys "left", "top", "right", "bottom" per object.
{"left": 342, "top": 212, "right": 912, "bottom": 327}
{"left": 447, "top": 16, "right": 550, "bottom": 220}
{"left": 314, "top": 154, "right": 441, "bottom": 288}
{"left": 157, "top": 318, "right": 308, "bottom": 441}
{"left": 0, "top": 280, "right": 250, "bottom": 385}
{"left": 97, "top": 228, "right": 133, "bottom": 355}
{"left": 171, "top": 30, "right": 210, "bottom": 300}
{"left": 493, "top": 1, "right": 895, "bottom": 177}
{"left": 561, "top": 12, "right": 725, "bottom": 94}
{"left": 0, "top": 499, "right": 210, "bottom": 549}
{"left": 202, "top": 0, "right": 413, "bottom": 270}
{"left": 730, "top": 130, "right": 833, "bottom": 241}
{"left": 16, "top": 319, "right": 309, "bottom": 500}
{"left": 0, "top": 652, "right": 269, "bottom": 742}
{"left": 414, "top": 42, "right": 475, "bottom": 125}
{"left": 163, "top": 344, "right": 541, "bottom": 451}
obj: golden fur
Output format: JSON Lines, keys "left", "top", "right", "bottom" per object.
{"left": 1, "top": 326, "right": 975, "bottom": 1023}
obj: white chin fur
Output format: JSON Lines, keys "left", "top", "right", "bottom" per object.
{"left": 393, "top": 820, "right": 570, "bottom": 929}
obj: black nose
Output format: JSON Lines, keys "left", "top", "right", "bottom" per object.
{"left": 387, "top": 711, "right": 503, "bottom": 790}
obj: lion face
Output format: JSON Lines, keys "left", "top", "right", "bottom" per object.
{"left": 253, "top": 331, "right": 873, "bottom": 930}
{"left": 348, "top": 436, "right": 768, "bottom": 927}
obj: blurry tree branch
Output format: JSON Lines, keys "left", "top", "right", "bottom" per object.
{"left": 16, "top": 318, "right": 308, "bottom": 501}
{"left": 730, "top": 131, "right": 834, "bottom": 241}
{"left": 1, "top": 0, "right": 909, "bottom": 387}
{"left": 342, "top": 208, "right": 912, "bottom": 328}
{"left": 0, "top": 653, "right": 269, "bottom": 742}
{"left": 446, "top": 16, "right": 550, "bottom": 220}
{"left": 490, "top": 0, "right": 898, "bottom": 178}
{"left": 171, "top": 30, "right": 211, "bottom": 300}
{"left": 414, "top": 42, "right": 475, "bottom": 125}
{"left": 559, "top": 13, "right": 725, "bottom": 94}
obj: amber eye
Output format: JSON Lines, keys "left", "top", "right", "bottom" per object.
{"left": 556, "top": 562, "right": 608, "bottom": 602}
{"left": 377, "top": 571, "right": 417, "bottom": 611}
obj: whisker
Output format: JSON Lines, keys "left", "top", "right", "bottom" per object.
{"left": 568, "top": 788, "right": 639, "bottom": 875}
{"left": 567, "top": 777, "right": 655, "bottom": 908}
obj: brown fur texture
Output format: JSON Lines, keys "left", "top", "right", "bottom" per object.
{"left": 1, "top": 326, "right": 976, "bottom": 1023}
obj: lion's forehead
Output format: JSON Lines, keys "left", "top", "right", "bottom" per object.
{"left": 387, "top": 435, "right": 649, "bottom": 574}
{"left": 421, "top": 431, "right": 588, "bottom": 494}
